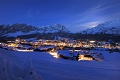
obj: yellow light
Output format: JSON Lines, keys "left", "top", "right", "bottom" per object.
{"left": 48, "top": 52, "right": 59, "bottom": 58}
{"left": 16, "top": 49, "right": 33, "bottom": 52}
{"left": 90, "top": 41, "right": 95, "bottom": 43}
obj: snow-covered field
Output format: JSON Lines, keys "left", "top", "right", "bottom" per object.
{"left": 0, "top": 48, "right": 120, "bottom": 80}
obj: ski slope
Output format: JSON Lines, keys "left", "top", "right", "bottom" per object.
{"left": 0, "top": 48, "right": 120, "bottom": 80}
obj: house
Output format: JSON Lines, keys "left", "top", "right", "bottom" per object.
{"left": 78, "top": 54, "right": 93, "bottom": 61}
{"left": 34, "top": 45, "right": 55, "bottom": 52}
{"left": 58, "top": 50, "right": 78, "bottom": 60}
{"left": 7, "top": 43, "right": 18, "bottom": 47}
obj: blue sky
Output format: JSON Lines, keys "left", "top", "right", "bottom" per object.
{"left": 0, "top": 0, "right": 120, "bottom": 32}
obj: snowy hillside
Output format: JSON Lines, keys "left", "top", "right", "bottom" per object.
{"left": 6, "top": 31, "right": 37, "bottom": 37}
{"left": 0, "top": 24, "right": 69, "bottom": 37}
{"left": 81, "top": 19, "right": 120, "bottom": 34}
{"left": 0, "top": 48, "right": 120, "bottom": 80}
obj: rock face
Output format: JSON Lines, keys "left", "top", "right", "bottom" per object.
{"left": 80, "top": 19, "right": 120, "bottom": 35}
{"left": 0, "top": 23, "right": 69, "bottom": 37}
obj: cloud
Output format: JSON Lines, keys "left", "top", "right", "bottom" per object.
{"left": 67, "top": 1, "right": 120, "bottom": 32}
{"left": 80, "top": 21, "right": 102, "bottom": 27}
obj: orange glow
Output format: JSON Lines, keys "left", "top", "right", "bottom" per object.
{"left": 48, "top": 51, "right": 59, "bottom": 58}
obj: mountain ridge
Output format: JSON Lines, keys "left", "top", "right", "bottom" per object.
{"left": 80, "top": 19, "right": 120, "bottom": 35}
{"left": 0, "top": 20, "right": 120, "bottom": 42}
{"left": 0, "top": 23, "right": 70, "bottom": 37}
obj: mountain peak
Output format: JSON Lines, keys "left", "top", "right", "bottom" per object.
{"left": 0, "top": 23, "right": 69, "bottom": 37}
{"left": 80, "top": 19, "right": 120, "bottom": 35}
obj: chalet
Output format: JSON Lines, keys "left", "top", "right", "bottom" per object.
{"left": 7, "top": 43, "right": 18, "bottom": 47}
{"left": 58, "top": 50, "right": 78, "bottom": 60}
{"left": 34, "top": 45, "right": 55, "bottom": 52}
{"left": 78, "top": 54, "right": 93, "bottom": 61}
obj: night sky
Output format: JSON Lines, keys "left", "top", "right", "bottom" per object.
{"left": 0, "top": 0, "right": 120, "bottom": 32}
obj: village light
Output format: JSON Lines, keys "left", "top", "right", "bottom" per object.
{"left": 16, "top": 49, "right": 33, "bottom": 52}
{"left": 48, "top": 52, "right": 59, "bottom": 58}
{"left": 90, "top": 41, "right": 95, "bottom": 43}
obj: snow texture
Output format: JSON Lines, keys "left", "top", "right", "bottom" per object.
{"left": 0, "top": 48, "right": 120, "bottom": 80}
{"left": 81, "top": 19, "right": 120, "bottom": 34}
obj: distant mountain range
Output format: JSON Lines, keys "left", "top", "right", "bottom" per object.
{"left": 80, "top": 19, "right": 120, "bottom": 35}
{"left": 0, "top": 19, "right": 120, "bottom": 42}
{"left": 0, "top": 23, "right": 69, "bottom": 37}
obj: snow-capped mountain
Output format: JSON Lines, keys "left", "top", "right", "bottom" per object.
{"left": 80, "top": 19, "right": 120, "bottom": 34}
{"left": 0, "top": 23, "right": 69, "bottom": 37}
{"left": 38, "top": 24, "right": 69, "bottom": 33}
